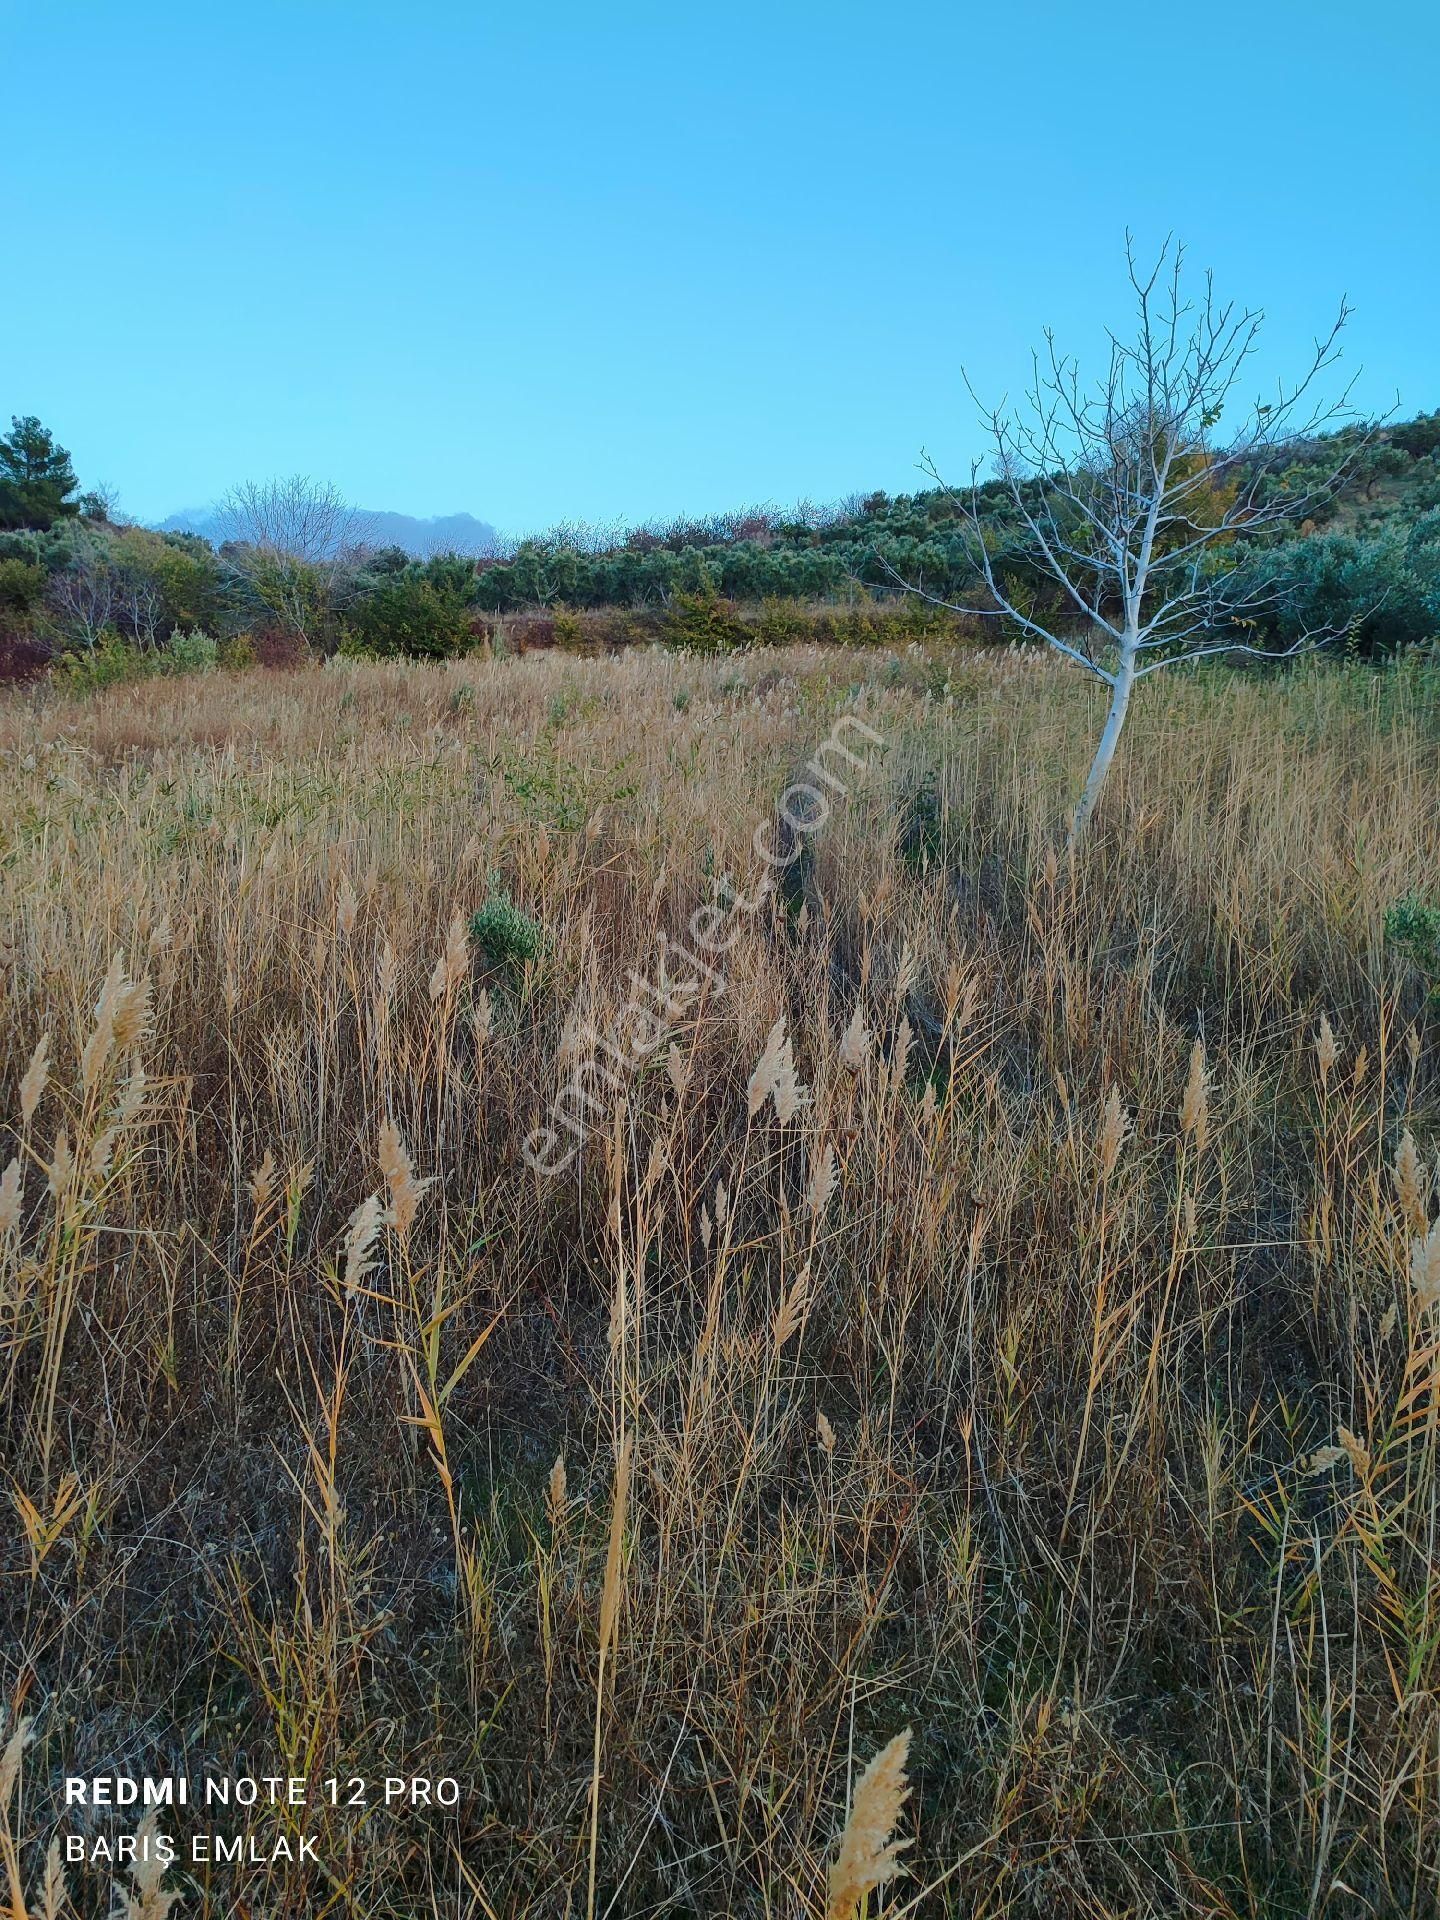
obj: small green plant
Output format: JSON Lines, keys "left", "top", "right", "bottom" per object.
{"left": 166, "top": 626, "right": 219, "bottom": 673}
{"left": 54, "top": 633, "right": 159, "bottom": 690}
{"left": 553, "top": 608, "right": 588, "bottom": 654}
{"left": 470, "top": 879, "right": 545, "bottom": 975}
{"left": 664, "top": 584, "right": 747, "bottom": 655}
{"left": 1386, "top": 892, "right": 1440, "bottom": 1002}
{"left": 449, "top": 682, "right": 476, "bottom": 715}
{"left": 896, "top": 774, "right": 944, "bottom": 872}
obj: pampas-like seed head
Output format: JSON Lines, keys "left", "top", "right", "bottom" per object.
{"left": 1337, "top": 1426, "right": 1372, "bottom": 1477}
{"left": 378, "top": 1116, "right": 428, "bottom": 1235}
{"left": 748, "top": 1018, "right": 787, "bottom": 1117}
{"left": 1392, "top": 1130, "right": 1427, "bottom": 1235}
{"left": 666, "top": 1042, "right": 688, "bottom": 1098}
{"left": 0, "top": 1713, "right": 30, "bottom": 1813}
{"left": 121, "top": 1809, "right": 182, "bottom": 1920}
{"left": 81, "top": 952, "right": 127, "bottom": 1094}
{"left": 343, "top": 1192, "right": 387, "bottom": 1299}
{"left": 1308, "top": 1443, "right": 1347, "bottom": 1474}
{"left": 826, "top": 1728, "right": 913, "bottom": 1920}
{"left": 0, "top": 1157, "right": 21, "bottom": 1235}
{"left": 547, "top": 1450, "right": 567, "bottom": 1529}
{"left": 771, "top": 1034, "right": 810, "bottom": 1127}
{"left": 808, "top": 1141, "right": 838, "bottom": 1217}
{"left": 1097, "top": 1086, "right": 1130, "bottom": 1177}
{"left": 39, "top": 1836, "right": 67, "bottom": 1920}
{"left": 47, "top": 1130, "right": 74, "bottom": 1205}
{"left": 118, "top": 1060, "right": 147, "bottom": 1127}
{"left": 87, "top": 1123, "right": 119, "bottom": 1182}
{"left": 113, "top": 975, "right": 151, "bottom": 1057}
{"left": 817, "top": 1409, "right": 836, "bottom": 1455}
{"left": 889, "top": 1017, "right": 913, "bottom": 1100}
{"left": 429, "top": 910, "right": 470, "bottom": 1003}
{"left": 1179, "top": 1038, "right": 1209, "bottom": 1147}
{"left": 1315, "top": 1014, "right": 1338, "bottom": 1084}
{"left": 376, "top": 938, "right": 398, "bottom": 1006}
{"left": 19, "top": 1034, "right": 50, "bottom": 1128}
{"left": 248, "top": 1149, "right": 277, "bottom": 1215}
{"left": 1411, "top": 1218, "right": 1440, "bottom": 1315}
{"left": 773, "top": 1265, "right": 813, "bottom": 1350}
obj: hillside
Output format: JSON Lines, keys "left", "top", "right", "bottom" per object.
{"left": 466, "top": 411, "right": 1440, "bottom": 651}
{"left": 2, "top": 410, "right": 1438, "bottom": 681}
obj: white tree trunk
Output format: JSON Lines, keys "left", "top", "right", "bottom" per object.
{"left": 1069, "top": 647, "right": 1135, "bottom": 844}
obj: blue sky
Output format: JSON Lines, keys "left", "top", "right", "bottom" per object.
{"left": 3, "top": 0, "right": 1435, "bottom": 532}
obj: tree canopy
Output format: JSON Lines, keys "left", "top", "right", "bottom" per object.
{"left": 0, "top": 415, "right": 82, "bottom": 531}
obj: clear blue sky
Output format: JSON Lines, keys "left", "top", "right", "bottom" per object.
{"left": 3, "top": 0, "right": 1435, "bottom": 533}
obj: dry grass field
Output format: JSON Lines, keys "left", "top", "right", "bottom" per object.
{"left": 2, "top": 641, "right": 1439, "bottom": 1918}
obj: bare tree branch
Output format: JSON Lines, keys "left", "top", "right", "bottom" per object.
{"left": 892, "top": 239, "right": 1364, "bottom": 840}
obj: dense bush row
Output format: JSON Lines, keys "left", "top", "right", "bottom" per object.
{"left": 1, "top": 408, "right": 1437, "bottom": 680}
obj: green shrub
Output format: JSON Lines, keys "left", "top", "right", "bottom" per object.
{"left": 0, "top": 556, "right": 45, "bottom": 614}
{"left": 1385, "top": 893, "right": 1440, "bottom": 1003}
{"left": 553, "top": 608, "right": 588, "bottom": 654}
{"left": 344, "top": 557, "right": 478, "bottom": 658}
{"left": 469, "top": 881, "right": 545, "bottom": 975}
{"left": 664, "top": 585, "right": 748, "bottom": 654}
{"left": 54, "top": 634, "right": 160, "bottom": 691}
{"left": 166, "top": 626, "right": 219, "bottom": 674}
{"left": 1220, "top": 514, "right": 1440, "bottom": 656}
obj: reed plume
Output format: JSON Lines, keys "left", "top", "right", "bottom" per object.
{"left": 826, "top": 1728, "right": 913, "bottom": 1920}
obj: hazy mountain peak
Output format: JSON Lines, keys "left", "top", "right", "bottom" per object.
{"left": 157, "top": 504, "right": 499, "bottom": 558}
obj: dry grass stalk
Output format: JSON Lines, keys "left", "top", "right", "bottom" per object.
{"left": 428, "top": 909, "right": 469, "bottom": 1003}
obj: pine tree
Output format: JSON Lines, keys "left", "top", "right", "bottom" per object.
{"left": 0, "top": 415, "right": 81, "bottom": 530}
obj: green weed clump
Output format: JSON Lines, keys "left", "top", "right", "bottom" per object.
{"left": 470, "top": 879, "right": 545, "bottom": 973}
{"left": 1387, "top": 890, "right": 1440, "bottom": 1001}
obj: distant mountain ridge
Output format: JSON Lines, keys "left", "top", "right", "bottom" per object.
{"left": 157, "top": 505, "right": 499, "bottom": 558}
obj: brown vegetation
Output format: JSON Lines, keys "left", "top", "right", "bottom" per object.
{"left": 1, "top": 642, "right": 1439, "bottom": 1916}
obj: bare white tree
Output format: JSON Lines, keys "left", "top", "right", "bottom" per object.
{"left": 215, "top": 476, "right": 372, "bottom": 648}
{"left": 45, "top": 532, "right": 116, "bottom": 651}
{"left": 896, "top": 239, "right": 1366, "bottom": 842}
{"left": 46, "top": 532, "right": 167, "bottom": 652}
